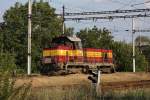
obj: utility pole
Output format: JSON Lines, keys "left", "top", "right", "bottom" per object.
{"left": 28, "top": 0, "right": 32, "bottom": 75}
{"left": 132, "top": 18, "right": 136, "bottom": 72}
{"left": 62, "top": 5, "right": 65, "bottom": 34}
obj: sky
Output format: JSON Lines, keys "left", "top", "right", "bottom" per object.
{"left": 0, "top": 0, "right": 150, "bottom": 42}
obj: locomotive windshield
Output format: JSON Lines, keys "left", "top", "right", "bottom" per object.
{"left": 74, "top": 41, "right": 82, "bottom": 49}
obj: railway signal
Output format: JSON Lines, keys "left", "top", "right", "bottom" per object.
{"left": 88, "top": 71, "right": 98, "bottom": 83}
{"left": 88, "top": 70, "right": 101, "bottom": 84}
{"left": 88, "top": 70, "right": 101, "bottom": 94}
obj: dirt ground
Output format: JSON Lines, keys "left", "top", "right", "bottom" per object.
{"left": 15, "top": 72, "right": 150, "bottom": 88}
{"left": 101, "top": 72, "right": 150, "bottom": 82}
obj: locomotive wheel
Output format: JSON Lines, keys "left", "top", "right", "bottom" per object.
{"left": 40, "top": 63, "right": 59, "bottom": 75}
{"left": 40, "top": 65, "right": 50, "bottom": 75}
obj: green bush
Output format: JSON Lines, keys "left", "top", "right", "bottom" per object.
{"left": 0, "top": 52, "right": 31, "bottom": 100}
{"left": 0, "top": 52, "right": 16, "bottom": 72}
{"left": 0, "top": 70, "right": 31, "bottom": 100}
{"left": 0, "top": 71, "right": 15, "bottom": 100}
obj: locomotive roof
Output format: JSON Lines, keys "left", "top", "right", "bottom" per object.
{"left": 53, "top": 35, "right": 81, "bottom": 42}
{"left": 67, "top": 36, "right": 81, "bottom": 42}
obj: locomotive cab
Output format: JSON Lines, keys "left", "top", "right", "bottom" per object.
{"left": 42, "top": 35, "right": 84, "bottom": 74}
{"left": 51, "top": 35, "right": 82, "bottom": 50}
{"left": 42, "top": 35, "right": 83, "bottom": 64}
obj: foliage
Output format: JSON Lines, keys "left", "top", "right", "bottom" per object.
{"left": 0, "top": 52, "right": 16, "bottom": 72}
{"left": 143, "top": 46, "right": 150, "bottom": 71}
{"left": 111, "top": 42, "right": 132, "bottom": 71}
{"left": 135, "top": 35, "right": 150, "bottom": 45}
{"left": 0, "top": 71, "right": 31, "bottom": 100}
{"left": 77, "top": 26, "right": 113, "bottom": 49}
{"left": 1, "top": 1, "right": 62, "bottom": 72}
{"left": 135, "top": 35, "right": 150, "bottom": 71}
{"left": 0, "top": 71, "right": 14, "bottom": 100}
{"left": 112, "top": 42, "right": 147, "bottom": 71}
{"left": 0, "top": 52, "right": 31, "bottom": 100}
{"left": 64, "top": 27, "right": 74, "bottom": 36}
{"left": 135, "top": 48, "right": 148, "bottom": 71}
{"left": 0, "top": 53, "right": 14, "bottom": 100}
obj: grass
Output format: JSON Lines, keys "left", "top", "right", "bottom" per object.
{"left": 26, "top": 85, "right": 95, "bottom": 100}
{"left": 1, "top": 72, "right": 150, "bottom": 100}
{"left": 18, "top": 85, "right": 150, "bottom": 100}
{"left": 100, "top": 89, "right": 150, "bottom": 100}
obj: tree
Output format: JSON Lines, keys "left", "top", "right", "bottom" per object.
{"left": 0, "top": 52, "right": 16, "bottom": 72}
{"left": 135, "top": 35, "right": 150, "bottom": 71}
{"left": 111, "top": 42, "right": 132, "bottom": 71}
{"left": 64, "top": 27, "right": 74, "bottom": 36}
{"left": 2, "top": 1, "right": 62, "bottom": 72}
{"left": 111, "top": 41, "right": 147, "bottom": 71}
{"left": 135, "top": 35, "right": 150, "bottom": 46}
{"left": 77, "top": 26, "right": 113, "bottom": 49}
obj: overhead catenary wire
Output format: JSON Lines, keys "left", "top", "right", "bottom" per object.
{"left": 60, "top": 9, "right": 150, "bottom": 16}
{"left": 64, "top": 14, "right": 150, "bottom": 21}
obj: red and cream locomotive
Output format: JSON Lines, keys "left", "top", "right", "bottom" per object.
{"left": 42, "top": 35, "right": 115, "bottom": 74}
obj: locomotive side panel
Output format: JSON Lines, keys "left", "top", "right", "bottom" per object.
{"left": 43, "top": 47, "right": 84, "bottom": 64}
{"left": 84, "top": 48, "right": 103, "bottom": 63}
{"left": 101, "top": 49, "right": 113, "bottom": 63}
{"left": 107, "top": 50, "right": 113, "bottom": 63}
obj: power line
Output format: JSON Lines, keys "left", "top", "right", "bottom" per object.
{"left": 64, "top": 14, "right": 150, "bottom": 21}
{"left": 58, "top": 8, "right": 150, "bottom": 21}
{"left": 112, "top": 29, "right": 150, "bottom": 32}
{"left": 61, "top": 8, "right": 150, "bottom": 16}
{"left": 134, "top": 29, "right": 150, "bottom": 32}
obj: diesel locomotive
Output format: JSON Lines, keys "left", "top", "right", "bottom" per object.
{"left": 41, "top": 35, "right": 115, "bottom": 74}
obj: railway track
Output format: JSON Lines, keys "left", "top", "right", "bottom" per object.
{"left": 101, "top": 80, "right": 150, "bottom": 91}
{"left": 16, "top": 73, "right": 150, "bottom": 91}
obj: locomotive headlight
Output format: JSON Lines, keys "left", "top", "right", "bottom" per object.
{"left": 43, "top": 58, "right": 51, "bottom": 64}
